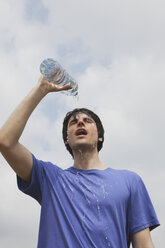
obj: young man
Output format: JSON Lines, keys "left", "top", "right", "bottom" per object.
{"left": 0, "top": 76, "right": 159, "bottom": 247}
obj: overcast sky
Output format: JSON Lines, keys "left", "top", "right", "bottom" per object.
{"left": 0, "top": 0, "right": 164, "bottom": 247}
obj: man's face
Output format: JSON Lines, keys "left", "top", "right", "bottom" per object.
{"left": 65, "top": 113, "right": 102, "bottom": 153}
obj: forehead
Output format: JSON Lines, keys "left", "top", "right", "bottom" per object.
{"left": 68, "top": 112, "right": 94, "bottom": 122}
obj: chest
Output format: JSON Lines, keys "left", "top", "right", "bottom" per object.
{"left": 55, "top": 172, "right": 130, "bottom": 218}
{"left": 40, "top": 169, "right": 131, "bottom": 247}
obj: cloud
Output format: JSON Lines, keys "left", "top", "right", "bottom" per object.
{"left": 0, "top": 0, "right": 164, "bottom": 247}
{"left": 24, "top": 0, "right": 49, "bottom": 24}
{"left": 64, "top": 56, "right": 165, "bottom": 170}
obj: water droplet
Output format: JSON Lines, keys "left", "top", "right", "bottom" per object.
{"left": 73, "top": 94, "right": 79, "bottom": 101}
{"left": 95, "top": 197, "right": 101, "bottom": 216}
{"left": 69, "top": 185, "right": 74, "bottom": 192}
{"left": 84, "top": 194, "right": 90, "bottom": 205}
{"left": 105, "top": 236, "right": 111, "bottom": 247}
{"left": 101, "top": 184, "right": 108, "bottom": 198}
{"left": 78, "top": 149, "right": 84, "bottom": 160}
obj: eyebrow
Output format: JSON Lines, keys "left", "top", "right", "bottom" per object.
{"left": 68, "top": 116, "right": 94, "bottom": 125}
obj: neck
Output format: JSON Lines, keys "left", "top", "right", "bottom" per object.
{"left": 72, "top": 148, "right": 106, "bottom": 170}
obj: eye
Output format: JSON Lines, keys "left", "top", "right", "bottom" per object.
{"left": 69, "top": 119, "right": 77, "bottom": 126}
{"left": 84, "top": 117, "right": 93, "bottom": 123}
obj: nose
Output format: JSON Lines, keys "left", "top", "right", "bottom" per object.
{"left": 77, "top": 119, "right": 85, "bottom": 127}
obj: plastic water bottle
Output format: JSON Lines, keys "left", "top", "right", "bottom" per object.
{"left": 40, "top": 58, "right": 78, "bottom": 96}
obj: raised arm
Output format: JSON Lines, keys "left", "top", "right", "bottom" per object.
{"left": 0, "top": 76, "right": 71, "bottom": 182}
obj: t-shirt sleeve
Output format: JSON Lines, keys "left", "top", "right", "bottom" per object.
{"left": 127, "top": 173, "right": 160, "bottom": 237}
{"left": 17, "top": 154, "right": 45, "bottom": 204}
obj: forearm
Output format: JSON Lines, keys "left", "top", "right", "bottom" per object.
{"left": 0, "top": 83, "right": 48, "bottom": 149}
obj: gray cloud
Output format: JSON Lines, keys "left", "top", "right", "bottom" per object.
{"left": 0, "top": 0, "right": 164, "bottom": 247}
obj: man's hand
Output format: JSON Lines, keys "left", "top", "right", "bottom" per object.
{"left": 37, "top": 76, "right": 72, "bottom": 94}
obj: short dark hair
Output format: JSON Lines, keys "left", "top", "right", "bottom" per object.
{"left": 62, "top": 108, "right": 104, "bottom": 157}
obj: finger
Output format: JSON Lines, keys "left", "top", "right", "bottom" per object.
{"left": 55, "top": 85, "right": 72, "bottom": 92}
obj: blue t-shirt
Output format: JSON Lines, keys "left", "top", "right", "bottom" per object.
{"left": 17, "top": 155, "right": 159, "bottom": 248}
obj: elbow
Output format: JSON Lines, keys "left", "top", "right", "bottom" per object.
{"left": 0, "top": 132, "right": 13, "bottom": 151}
{"left": 0, "top": 140, "right": 8, "bottom": 152}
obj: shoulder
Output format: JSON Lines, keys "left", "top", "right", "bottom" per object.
{"left": 109, "top": 167, "right": 141, "bottom": 181}
{"left": 109, "top": 168, "right": 143, "bottom": 190}
{"left": 32, "top": 154, "right": 63, "bottom": 176}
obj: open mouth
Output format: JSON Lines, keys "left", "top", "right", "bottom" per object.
{"left": 75, "top": 129, "right": 88, "bottom": 136}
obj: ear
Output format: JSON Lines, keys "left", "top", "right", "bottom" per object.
{"left": 65, "top": 140, "right": 68, "bottom": 144}
{"left": 98, "top": 137, "right": 103, "bottom": 142}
